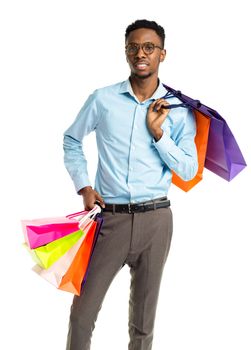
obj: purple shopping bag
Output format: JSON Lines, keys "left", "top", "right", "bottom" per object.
{"left": 163, "top": 84, "right": 247, "bottom": 181}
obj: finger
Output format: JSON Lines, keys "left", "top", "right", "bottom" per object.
{"left": 160, "top": 102, "right": 170, "bottom": 113}
{"left": 154, "top": 99, "right": 169, "bottom": 111}
{"left": 156, "top": 102, "right": 170, "bottom": 114}
{"left": 95, "top": 199, "right": 106, "bottom": 209}
{"left": 154, "top": 98, "right": 167, "bottom": 104}
{"left": 95, "top": 192, "right": 106, "bottom": 208}
{"left": 152, "top": 99, "right": 168, "bottom": 112}
{"left": 159, "top": 103, "right": 170, "bottom": 111}
{"left": 149, "top": 100, "right": 159, "bottom": 112}
{"left": 84, "top": 201, "right": 95, "bottom": 211}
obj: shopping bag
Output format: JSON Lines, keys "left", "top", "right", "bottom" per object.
{"left": 163, "top": 84, "right": 247, "bottom": 186}
{"left": 25, "top": 229, "right": 84, "bottom": 269}
{"left": 172, "top": 109, "right": 211, "bottom": 191}
{"left": 23, "top": 206, "right": 100, "bottom": 269}
{"left": 81, "top": 214, "right": 104, "bottom": 289}
{"left": 59, "top": 220, "right": 98, "bottom": 295}
{"left": 32, "top": 219, "right": 95, "bottom": 287}
{"left": 22, "top": 210, "right": 88, "bottom": 249}
{"left": 204, "top": 114, "right": 246, "bottom": 180}
{"left": 24, "top": 204, "right": 103, "bottom": 295}
{"left": 32, "top": 231, "right": 86, "bottom": 287}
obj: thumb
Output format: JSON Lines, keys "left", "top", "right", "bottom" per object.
{"left": 149, "top": 100, "right": 158, "bottom": 112}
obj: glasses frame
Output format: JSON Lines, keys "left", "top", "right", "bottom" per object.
{"left": 125, "top": 42, "right": 164, "bottom": 56}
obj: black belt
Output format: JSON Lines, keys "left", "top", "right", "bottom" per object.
{"left": 103, "top": 197, "right": 171, "bottom": 214}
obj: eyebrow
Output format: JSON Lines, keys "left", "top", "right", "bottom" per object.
{"left": 126, "top": 41, "right": 156, "bottom": 45}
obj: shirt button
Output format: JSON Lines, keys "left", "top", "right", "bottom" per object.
{"left": 129, "top": 167, "right": 133, "bottom": 171}
{"left": 131, "top": 146, "right": 135, "bottom": 150}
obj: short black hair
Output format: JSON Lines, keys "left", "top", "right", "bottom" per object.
{"left": 125, "top": 19, "right": 165, "bottom": 48}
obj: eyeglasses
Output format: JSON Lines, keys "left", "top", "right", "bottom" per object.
{"left": 125, "top": 42, "right": 163, "bottom": 55}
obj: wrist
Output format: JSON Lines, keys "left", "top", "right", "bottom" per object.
{"left": 78, "top": 186, "right": 92, "bottom": 196}
{"left": 152, "top": 128, "right": 163, "bottom": 142}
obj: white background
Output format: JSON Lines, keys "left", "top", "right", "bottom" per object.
{"left": 1, "top": 0, "right": 251, "bottom": 349}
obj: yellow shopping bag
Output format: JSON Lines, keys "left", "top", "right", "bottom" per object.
{"left": 24, "top": 229, "right": 84, "bottom": 269}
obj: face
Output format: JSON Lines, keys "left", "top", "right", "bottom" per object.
{"left": 125, "top": 28, "right": 166, "bottom": 80}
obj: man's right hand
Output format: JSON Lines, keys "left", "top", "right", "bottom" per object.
{"left": 78, "top": 186, "right": 106, "bottom": 211}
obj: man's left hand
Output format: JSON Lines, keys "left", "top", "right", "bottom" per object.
{"left": 146, "top": 98, "right": 170, "bottom": 141}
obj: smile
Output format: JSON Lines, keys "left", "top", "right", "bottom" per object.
{"left": 134, "top": 63, "right": 148, "bottom": 70}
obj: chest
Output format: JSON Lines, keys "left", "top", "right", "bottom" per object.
{"left": 97, "top": 101, "right": 152, "bottom": 142}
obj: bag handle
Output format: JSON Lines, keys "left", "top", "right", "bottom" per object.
{"left": 162, "top": 103, "right": 190, "bottom": 110}
{"left": 161, "top": 86, "right": 202, "bottom": 110}
{"left": 162, "top": 83, "right": 225, "bottom": 121}
{"left": 66, "top": 210, "right": 89, "bottom": 220}
{"left": 78, "top": 204, "right": 102, "bottom": 230}
{"left": 159, "top": 90, "right": 191, "bottom": 110}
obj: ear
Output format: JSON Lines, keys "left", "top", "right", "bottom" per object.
{"left": 160, "top": 49, "right": 166, "bottom": 63}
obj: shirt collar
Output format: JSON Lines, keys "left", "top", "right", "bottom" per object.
{"left": 119, "top": 78, "right": 168, "bottom": 102}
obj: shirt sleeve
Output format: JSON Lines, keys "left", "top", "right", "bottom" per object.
{"left": 152, "top": 108, "right": 198, "bottom": 181}
{"left": 63, "top": 90, "right": 101, "bottom": 193}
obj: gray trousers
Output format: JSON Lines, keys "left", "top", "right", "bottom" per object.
{"left": 66, "top": 200, "right": 173, "bottom": 350}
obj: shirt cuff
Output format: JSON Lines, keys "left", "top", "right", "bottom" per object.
{"left": 152, "top": 130, "right": 178, "bottom": 162}
{"left": 74, "top": 176, "right": 92, "bottom": 194}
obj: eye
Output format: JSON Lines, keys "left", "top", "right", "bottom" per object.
{"left": 127, "top": 44, "right": 138, "bottom": 54}
{"left": 144, "top": 43, "right": 154, "bottom": 53}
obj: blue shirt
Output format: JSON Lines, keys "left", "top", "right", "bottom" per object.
{"left": 63, "top": 78, "right": 198, "bottom": 204}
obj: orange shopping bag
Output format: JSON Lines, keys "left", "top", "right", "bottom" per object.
{"left": 172, "top": 110, "right": 211, "bottom": 191}
{"left": 59, "top": 220, "right": 98, "bottom": 295}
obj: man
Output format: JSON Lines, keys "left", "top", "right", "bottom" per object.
{"left": 63, "top": 19, "right": 198, "bottom": 350}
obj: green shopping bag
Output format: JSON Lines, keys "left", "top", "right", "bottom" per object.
{"left": 24, "top": 229, "right": 84, "bottom": 269}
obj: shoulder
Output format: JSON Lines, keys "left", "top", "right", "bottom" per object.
{"left": 92, "top": 81, "right": 125, "bottom": 99}
{"left": 86, "top": 81, "right": 125, "bottom": 111}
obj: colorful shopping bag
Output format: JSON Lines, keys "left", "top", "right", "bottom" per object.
{"left": 32, "top": 231, "right": 86, "bottom": 287}
{"left": 32, "top": 219, "right": 96, "bottom": 288}
{"left": 22, "top": 210, "right": 88, "bottom": 249}
{"left": 23, "top": 205, "right": 103, "bottom": 295}
{"left": 81, "top": 214, "right": 104, "bottom": 289}
{"left": 163, "top": 84, "right": 247, "bottom": 188}
{"left": 59, "top": 220, "right": 98, "bottom": 295}
{"left": 204, "top": 113, "right": 246, "bottom": 180}
{"left": 25, "top": 229, "right": 84, "bottom": 269}
{"left": 172, "top": 109, "right": 211, "bottom": 191}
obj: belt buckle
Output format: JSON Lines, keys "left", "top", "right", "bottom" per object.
{"left": 128, "top": 203, "right": 137, "bottom": 213}
{"left": 128, "top": 203, "right": 144, "bottom": 213}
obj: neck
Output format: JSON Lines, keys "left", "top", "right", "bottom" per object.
{"left": 129, "top": 74, "right": 159, "bottom": 102}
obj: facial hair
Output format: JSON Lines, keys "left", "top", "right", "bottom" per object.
{"left": 131, "top": 71, "right": 153, "bottom": 80}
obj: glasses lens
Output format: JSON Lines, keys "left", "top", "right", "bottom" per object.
{"left": 143, "top": 43, "right": 154, "bottom": 54}
{"left": 126, "top": 44, "right": 138, "bottom": 55}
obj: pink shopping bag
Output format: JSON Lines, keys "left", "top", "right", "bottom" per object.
{"left": 32, "top": 220, "right": 93, "bottom": 287}
{"left": 22, "top": 210, "right": 88, "bottom": 249}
